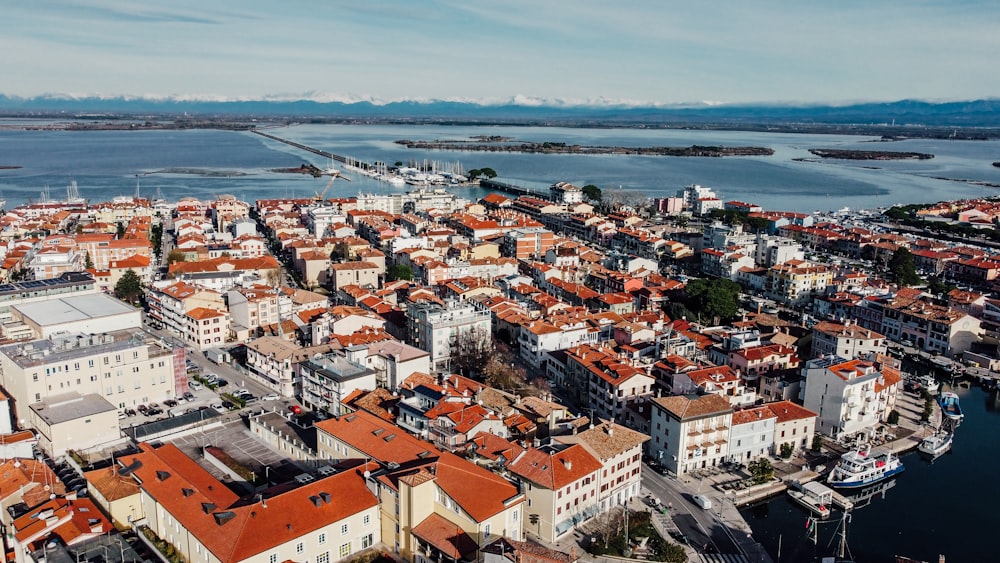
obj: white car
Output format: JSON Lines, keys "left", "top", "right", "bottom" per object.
{"left": 261, "top": 393, "right": 280, "bottom": 401}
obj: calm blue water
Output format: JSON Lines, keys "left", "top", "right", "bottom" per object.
{"left": 1, "top": 124, "right": 1000, "bottom": 212}
{"left": 742, "top": 383, "right": 996, "bottom": 563}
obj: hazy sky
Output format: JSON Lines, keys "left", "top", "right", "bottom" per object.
{"left": 4, "top": 0, "right": 998, "bottom": 106}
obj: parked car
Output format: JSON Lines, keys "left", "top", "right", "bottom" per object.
{"left": 164, "top": 399, "right": 178, "bottom": 408}
{"left": 203, "top": 373, "right": 219, "bottom": 384}
{"left": 214, "top": 379, "right": 228, "bottom": 388}
{"left": 189, "top": 381, "right": 203, "bottom": 390}
{"left": 183, "top": 391, "right": 196, "bottom": 401}
{"left": 289, "top": 405, "right": 302, "bottom": 415}
{"left": 221, "top": 400, "right": 237, "bottom": 410}
{"left": 261, "top": 393, "right": 279, "bottom": 401}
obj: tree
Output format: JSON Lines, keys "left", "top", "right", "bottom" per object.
{"left": 150, "top": 223, "right": 164, "bottom": 258}
{"left": 166, "top": 250, "right": 187, "bottom": 264}
{"left": 780, "top": 442, "right": 794, "bottom": 459}
{"left": 582, "top": 184, "right": 602, "bottom": 202}
{"left": 84, "top": 251, "right": 94, "bottom": 270}
{"left": 115, "top": 269, "right": 143, "bottom": 305}
{"left": 116, "top": 222, "right": 126, "bottom": 239}
{"left": 887, "top": 409, "right": 900, "bottom": 425}
{"left": 682, "top": 278, "right": 741, "bottom": 324}
{"left": 811, "top": 434, "right": 824, "bottom": 452}
{"left": 450, "top": 326, "right": 495, "bottom": 378}
{"left": 747, "top": 458, "right": 774, "bottom": 484}
{"left": 888, "top": 247, "right": 922, "bottom": 286}
{"left": 467, "top": 169, "right": 482, "bottom": 181}
{"left": 479, "top": 167, "right": 498, "bottom": 179}
{"left": 386, "top": 264, "right": 414, "bottom": 282}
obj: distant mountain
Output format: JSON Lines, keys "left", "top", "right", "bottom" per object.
{"left": 1, "top": 95, "right": 999, "bottom": 127}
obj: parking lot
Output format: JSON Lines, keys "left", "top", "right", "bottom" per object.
{"left": 169, "top": 416, "right": 301, "bottom": 481}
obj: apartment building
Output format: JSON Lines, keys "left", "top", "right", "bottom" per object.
{"left": 811, "top": 321, "right": 887, "bottom": 360}
{"left": 406, "top": 300, "right": 492, "bottom": 372}
{"left": 648, "top": 394, "right": 733, "bottom": 476}
{"left": 801, "top": 356, "right": 902, "bottom": 440}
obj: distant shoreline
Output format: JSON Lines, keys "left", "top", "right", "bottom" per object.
{"left": 394, "top": 140, "right": 774, "bottom": 157}
{"left": 0, "top": 115, "right": 996, "bottom": 141}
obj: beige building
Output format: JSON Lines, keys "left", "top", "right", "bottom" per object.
{"left": 84, "top": 465, "right": 143, "bottom": 528}
{"left": 329, "top": 261, "right": 381, "bottom": 292}
{"left": 648, "top": 394, "right": 734, "bottom": 476}
{"left": 125, "top": 442, "right": 381, "bottom": 563}
{"left": 315, "top": 411, "right": 525, "bottom": 562}
{"left": 27, "top": 392, "right": 120, "bottom": 456}
{"left": 0, "top": 330, "right": 180, "bottom": 416}
{"left": 507, "top": 444, "right": 602, "bottom": 542}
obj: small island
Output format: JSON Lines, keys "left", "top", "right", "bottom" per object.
{"left": 809, "top": 148, "right": 934, "bottom": 160}
{"left": 0, "top": 165, "right": 21, "bottom": 170}
{"left": 271, "top": 163, "right": 324, "bottom": 177}
{"left": 395, "top": 139, "right": 773, "bottom": 157}
{"left": 993, "top": 161, "right": 1000, "bottom": 168}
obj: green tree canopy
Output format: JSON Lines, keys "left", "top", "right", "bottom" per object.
{"left": 479, "top": 167, "right": 498, "bottom": 179}
{"left": 888, "top": 247, "right": 922, "bottom": 286}
{"left": 115, "top": 269, "right": 143, "bottom": 305}
{"left": 680, "top": 278, "right": 741, "bottom": 324}
{"left": 386, "top": 264, "right": 414, "bottom": 282}
{"left": 582, "top": 184, "right": 602, "bottom": 202}
{"left": 116, "top": 222, "right": 126, "bottom": 239}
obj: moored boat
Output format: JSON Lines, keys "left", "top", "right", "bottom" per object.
{"left": 918, "top": 431, "right": 953, "bottom": 459}
{"left": 938, "top": 391, "right": 963, "bottom": 422}
{"left": 827, "top": 447, "right": 905, "bottom": 490}
{"left": 789, "top": 489, "right": 831, "bottom": 518}
{"left": 916, "top": 374, "right": 939, "bottom": 394}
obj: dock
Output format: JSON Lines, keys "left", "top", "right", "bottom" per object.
{"left": 479, "top": 178, "right": 549, "bottom": 198}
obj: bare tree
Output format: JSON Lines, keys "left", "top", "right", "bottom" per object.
{"left": 449, "top": 325, "right": 495, "bottom": 377}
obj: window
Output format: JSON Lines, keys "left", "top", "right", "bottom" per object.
{"left": 339, "top": 543, "right": 351, "bottom": 558}
{"left": 362, "top": 534, "right": 373, "bottom": 549}
{"left": 318, "top": 532, "right": 326, "bottom": 545}
{"left": 317, "top": 553, "right": 329, "bottom": 563}
{"left": 484, "top": 524, "right": 491, "bottom": 540}
{"left": 296, "top": 543, "right": 305, "bottom": 554}
{"left": 269, "top": 555, "right": 277, "bottom": 563}
{"left": 341, "top": 523, "right": 348, "bottom": 535}
{"left": 363, "top": 514, "right": 371, "bottom": 526}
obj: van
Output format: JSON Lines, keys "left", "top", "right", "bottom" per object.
{"left": 692, "top": 494, "right": 712, "bottom": 510}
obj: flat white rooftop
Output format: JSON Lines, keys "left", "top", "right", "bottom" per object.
{"left": 13, "top": 293, "right": 135, "bottom": 327}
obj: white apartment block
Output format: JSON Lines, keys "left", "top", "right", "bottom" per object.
{"left": 649, "top": 394, "right": 733, "bottom": 476}
{"left": 801, "top": 356, "right": 901, "bottom": 440}
{"left": 406, "top": 299, "right": 492, "bottom": 372}
{"left": 0, "top": 330, "right": 180, "bottom": 416}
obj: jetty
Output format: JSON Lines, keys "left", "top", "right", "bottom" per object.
{"left": 479, "top": 178, "right": 548, "bottom": 198}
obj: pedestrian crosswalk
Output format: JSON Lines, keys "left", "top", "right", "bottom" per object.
{"left": 699, "top": 553, "right": 750, "bottom": 563}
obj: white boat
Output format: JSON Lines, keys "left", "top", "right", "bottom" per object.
{"left": 788, "top": 481, "right": 832, "bottom": 518}
{"left": 917, "top": 374, "right": 939, "bottom": 394}
{"left": 827, "top": 447, "right": 904, "bottom": 489}
{"left": 387, "top": 176, "right": 406, "bottom": 186}
{"left": 918, "top": 431, "right": 953, "bottom": 459}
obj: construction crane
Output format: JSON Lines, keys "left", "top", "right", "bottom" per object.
{"left": 313, "top": 170, "right": 351, "bottom": 202}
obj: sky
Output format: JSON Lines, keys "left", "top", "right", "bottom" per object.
{"left": 4, "top": 0, "right": 999, "bottom": 107}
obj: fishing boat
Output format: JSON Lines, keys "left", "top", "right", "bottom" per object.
{"left": 917, "top": 431, "right": 953, "bottom": 459}
{"left": 938, "top": 391, "right": 963, "bottom": 422}
{"left": 788, "top": 481, "right": 833, "bottom": 518}
{"left": 827, "top": 447, "right": 904, "bottom": 490}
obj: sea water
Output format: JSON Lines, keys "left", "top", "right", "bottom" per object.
{"left": 1, "top": 124, "right": 1000, "bottom": 212}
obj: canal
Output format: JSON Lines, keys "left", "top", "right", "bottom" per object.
{"left": 741, "top": 381, "right": 995, "bottom": 563}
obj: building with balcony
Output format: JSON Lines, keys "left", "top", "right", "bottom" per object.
{"left": 801, "top": 356, "right": 901, "bottom": 440}
{"left": 299, "top": 351, "right": 378, "bottom": 416}
{"left": 649, "top": 394, "right": 733, "bottom": 476}
{"left": 811, "top": 321, "right": 887, "bottom": 360}
{"left": 406, "top": 300, "right": 492, "bottom": 372}
{"left": 507, "top": 444, "right": 602, "bottom": 542}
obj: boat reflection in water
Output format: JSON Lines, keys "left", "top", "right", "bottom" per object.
{"left": 842, "top": 478, "right": 897, "bottom": 510}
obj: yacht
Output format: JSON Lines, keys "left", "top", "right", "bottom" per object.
{"left": 827, "top": 447, "right": 904, "bottom": 489}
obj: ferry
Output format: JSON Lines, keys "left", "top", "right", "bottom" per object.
{"left": 918, "top": 431, "right": 953, "bottom": 459}
{"left": 938, "top": 391, "right": 963, "bottom": 422}
{"left": 827, "top": 447, "right": 904, "bottom": 490}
